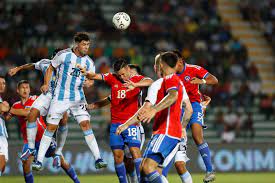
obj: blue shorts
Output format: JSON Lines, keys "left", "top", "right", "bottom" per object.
{"left": 186, "top": 102, "right": 204, "bottom": 129}
{"left": 22, "top": 141, "right": 56, "bottom": 158}
{"left": 110, "top": 123, "right": 141, "bottom": 150}
{"left": 143, "top": 134, "right": 180, "bottom": 165}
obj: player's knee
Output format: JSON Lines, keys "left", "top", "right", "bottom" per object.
{"left": 47, "top": 124, "right": 58, "bottom": 132}
{"left": 114, "top": 154, "right": 124, "bottom": 164}
{"left": 79, "top": 120, "right": 90, "bottom": 131}
{"left": 130, "top": 147, "right": 141, "bottom": 159}
{"left": 175, "top": 161, "right": 187, "bottom": 175}
{"left": 28, "top": 108, "right": 40, "bottom": 122}
{"left": 141, "top": 162, "right": 154, "bottom": 175}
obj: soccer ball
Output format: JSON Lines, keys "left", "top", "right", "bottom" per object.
{"left": 112, "top": 12, "right": 131, "bottom": 30}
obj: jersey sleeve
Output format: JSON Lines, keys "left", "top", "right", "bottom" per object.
{"left": 165, "top": 75, "right": 180, "bottom": 93}
{"left": 131, "top": 75, "right": 145, "bottom": 83}
{"left": 34, "top": 60, "right": 42, "bottom": 71}
{"left": 145, "top": 78, "right": 163, "bottom": 105}
{"left": 86, "top": 57, "right": 96, "bottom": 73}
{"left": 195, "top": 65, "right": 209, "bottom": 79}
{"left": 51, "top": 53, "right": 65, "bottom": 68}
{"left": 102, "top": 73, "right": 114, "bottom": 86}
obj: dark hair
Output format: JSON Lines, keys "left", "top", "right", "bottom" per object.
{"left": 74, "top": 32, "right": 90, "bottom": 43}
{"left": 51, "top": 48, "right": 63, "bottom": 59}
{"left": 128, "top": 64, "right": 141, "bottom": 75}
{"left": 160, "top": 52, "right": 178, "bottom": 68}
{"left": 113, "top": 58, "right": 128, "bottom": 72}
{"left": 17, "top": 80, "right": 29, "bottom": 88}
{"left": 0, "top": 75, "right": 5, "bottom": 80}
{"left": 172, "top": 50, "right": 182, "bottom": 58}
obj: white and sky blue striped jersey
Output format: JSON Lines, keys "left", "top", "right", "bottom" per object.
{"left": 0, "top": 96, "right": 8, "bottom": 138}
{"left": 51, "top": 48, "right": 95, "bottom": 102}
{"left": 34, "top": 59, "right": 56, "bottom": 95}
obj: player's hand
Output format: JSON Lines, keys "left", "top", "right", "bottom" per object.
{"left": 40, "top": 84, "right": 49, "bottom": 94}
{"left": 201, "top": 95, "right": 211, "bottom": 107}
{"left": 8, "top": 67, "right": 19, "bottom": 76}
{"left": 0, "top": 101, "right": 10, "bottom": 112}
{"left": 190, "top": 77, "right": 204, "bottom": 84}
{"left": 76, "top": 64, "right": 87, "bottom": 76}
{"left": 181, "top": 127, "right": 187, "bottom": 140}
{"left": 87, "top": 103, "right": 97, "bottom": 110}
{"left": 123, "top": 79, "right": 136, "bottom": 91}
{"left": 116, "top": 124, "right": 129, "bottom": 135}
{"left": 138, "top": 107, "right": 157, "bottom": 123}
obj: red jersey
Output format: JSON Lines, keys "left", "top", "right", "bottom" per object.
{"left": 12, "top": 95, "right": 46, "bottom": 144}
{"left": 102, "top": 73, "right": 144, "bottom": 124}
{"left": 153, "top": 74, "right": 183, "bottom": 139}
{"left": 177, "top": 63, "right": 209, "bottom": 103}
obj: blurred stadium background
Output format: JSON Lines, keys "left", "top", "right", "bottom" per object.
{"left": 0, "top": 0, "right": 274, "bottom": 182}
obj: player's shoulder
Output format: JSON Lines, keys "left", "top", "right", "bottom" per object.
{"left": 12, "top": 101, "right": 21, "bottom": 107}
{"left": 186, "top": 63, "right": 204, "bottom": 70}
{"left": 85, "top": 55, "right": 94, "bottom": 63}
{"left": 36, "top": 58, "right": 51, "bottom": 64}
{"left": 164, "top": 73, "right": 179, "bottom": 80}
{"left": 130, "top": 74, "right": 144, "bottom": 82}
{"left": 29, "top": 95, "right": 38, "bottom": 100}
{"left": 55, "top": 48, "right": 72, "bottom": 57}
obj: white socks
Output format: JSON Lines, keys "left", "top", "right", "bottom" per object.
{"left": 37, "top": 130, "right": 54, "bottom": 163}
{"left": 27, "top": 122, "right": 37, "bottom": 149}
{"left": 83, "top": 129, "right": 101, "bottom": 160}
{"left": 180, "top": 171, "right": 193, "bottom": 183}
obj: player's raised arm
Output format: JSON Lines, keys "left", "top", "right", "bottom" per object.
{"left": 8, "top": 63, "right": 35, "bottom": 76}
{"left": 77, "top": 64, "right": 102, "bottom": 80}
{"left": 87, "top": 96, "right": 110, "bottom": 110}
{"left": 40, "top": 64, "right": 54, "bottom": 94}
{"left": 124, "top": 77, "right": 153, "bottom": 91}
{"left": 190, "top": 72, "right": 218, "bottom": 85}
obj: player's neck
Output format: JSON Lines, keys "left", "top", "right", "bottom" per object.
{"left": 73, "top": 47, "right": 84, "bottom": 57}
{"left": 20, "top": 97, "right": 29, "bottom": 104}
{"left": 162, "top": 68, "right": 175, "bottom": 77}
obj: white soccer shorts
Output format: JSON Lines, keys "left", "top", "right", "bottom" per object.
{"left": 162, "top": 139, "right": 189, "bottom": 167}
{"left": 124, "top": 124, "right": 145, "bottom": 158}
{"left": 0, "top": 136, "right": 8, "bottom": 162}
{"left": 47, "top": 100, "right": 90, "bottom": 125}
{"left": 31, "top": 92, "right": 52, "bottom": 116}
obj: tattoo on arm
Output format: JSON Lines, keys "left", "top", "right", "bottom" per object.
{"left": 153, "top": 90, "right": 177, "bottom": 113}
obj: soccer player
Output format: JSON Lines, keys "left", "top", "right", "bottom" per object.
{"left": 86, "top": 64, "right": 146, "bottom": 183}
{"left": 32, "top": 32, "right": 107, "bottom": 171}
{"left": 6, "top": 80, "right": 80, "bottom": 183}
{"left": 0, "top": 76, "right": 9, "bottom": 176}
{"left": 8, "top": 49, "right": 70, "bottom": 167}
{"left": 79, "top": 59, "right": 153, "bottom": 183}
{"left": 173, "top": 50, "right": 218, "bottom": 182}
{"left": 116, "top": 52, "right": 184, "bottom": 183}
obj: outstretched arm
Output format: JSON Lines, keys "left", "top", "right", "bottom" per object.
{"left": 40, "top": 64, "right": 54, "bottom": 93}
{"left": 77, "top": 65, "right": 103, "bottom": 80}
{"left": 190, "top": 73, "right": 218, "bottom": 85}
{"left": 124, "top": 77, "right": 154, "bottom": 91}
{"left": 87, "top": 96, "right": 111, "bottom": 110}
{"left": 8, "top": 63, "right": 35, "bottom": 76}
{"left": 9, "top": 108, "right": 30, "bottom": 117}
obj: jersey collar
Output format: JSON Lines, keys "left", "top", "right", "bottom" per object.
{"left": 177, "top": 63, "right": 186, "bottom": 75}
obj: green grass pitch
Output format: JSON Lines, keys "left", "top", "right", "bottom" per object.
{"left": 1, "top": 173, "right": 275, "bottom": 183}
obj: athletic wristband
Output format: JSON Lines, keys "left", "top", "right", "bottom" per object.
{"left": 202, "top": 79, "right": 206, "bottom": 84}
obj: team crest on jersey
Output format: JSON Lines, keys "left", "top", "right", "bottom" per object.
{"left": 184, "top": 76, "right": 191, "bottom": 81}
